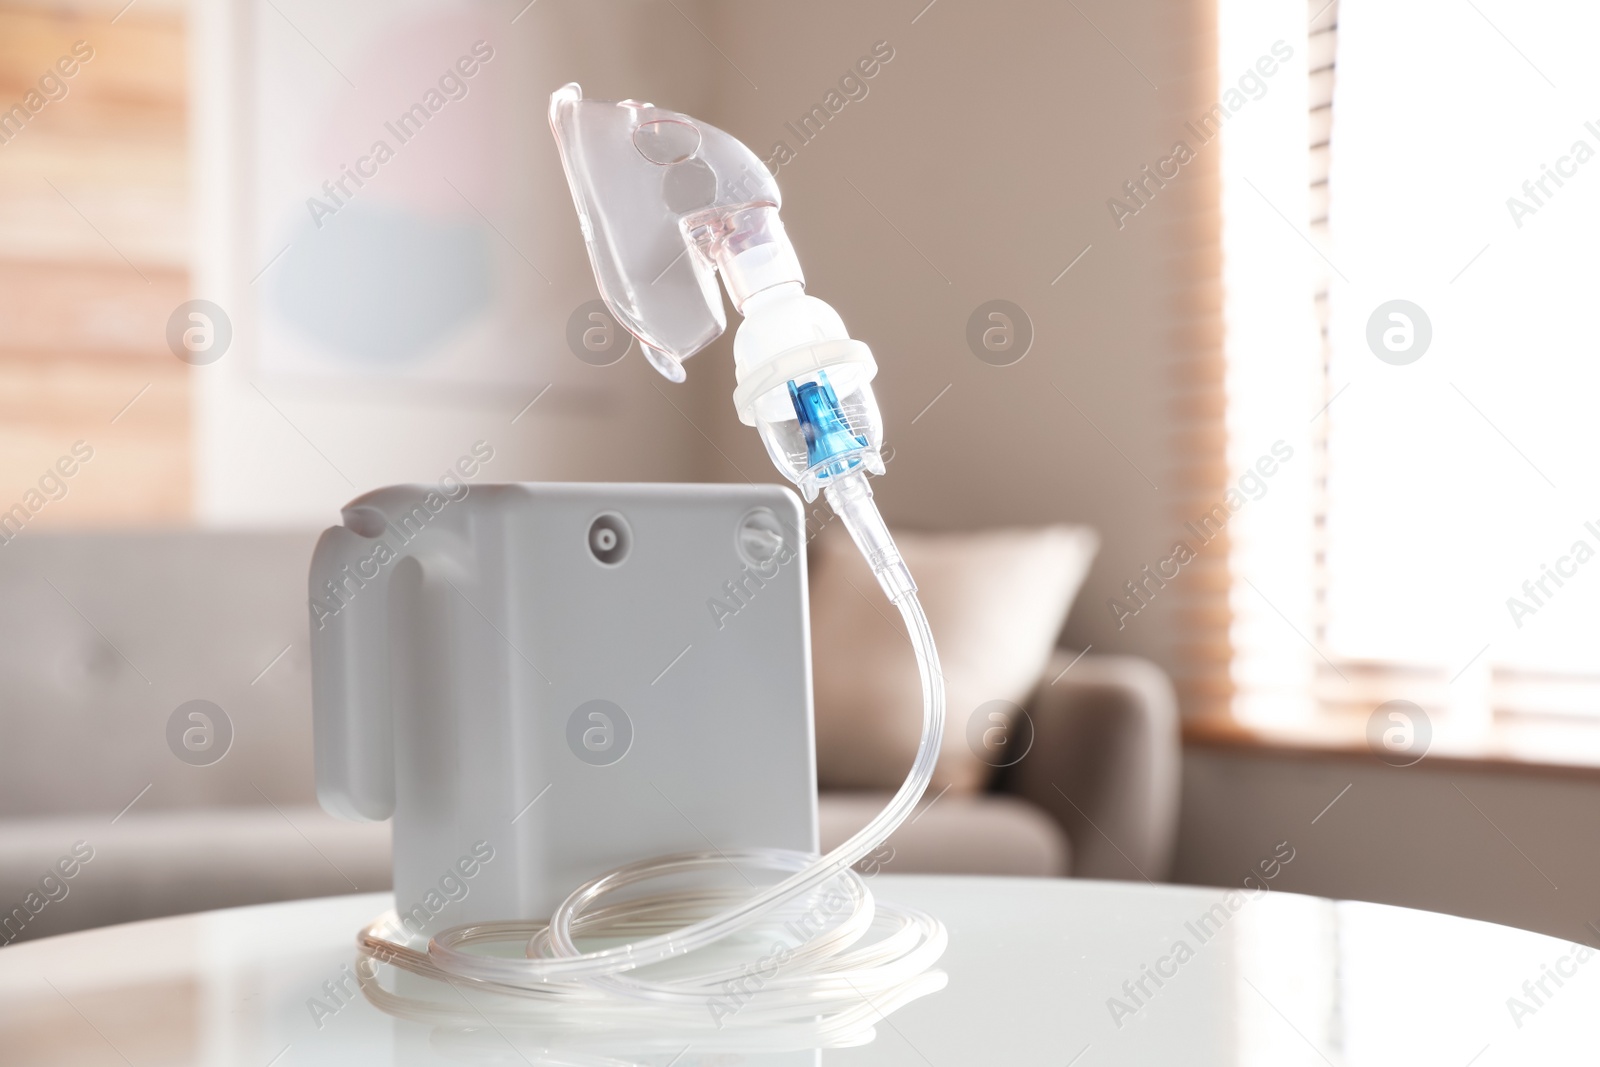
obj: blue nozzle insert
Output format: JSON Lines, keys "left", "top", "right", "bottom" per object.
{"left": 788, "top": 371, "right": 867, "bottom": 477}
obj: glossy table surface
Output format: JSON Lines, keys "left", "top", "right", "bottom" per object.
{"left": 0, "top": 875, "right": 1591, "bottom": 1065}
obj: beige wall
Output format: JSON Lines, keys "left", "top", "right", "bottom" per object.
{"left": 184, "top": 0, "right": 1220, "bottom": 683}
{"left": 1177, "top": 747, "right": 1600, "bottom": 945}
{"left": 689, "top": 0, "right": 1219, "bottom": 681}
{"left": 0, "top": 0, "right": 1222, "bottom": 680}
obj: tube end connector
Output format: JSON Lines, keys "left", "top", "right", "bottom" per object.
{"left": 824, "top": 472, "right": 915, "bottom": 603}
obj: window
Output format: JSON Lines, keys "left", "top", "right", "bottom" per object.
{"left": 1224, "top": 0, "right": 1600, "bottom": 737}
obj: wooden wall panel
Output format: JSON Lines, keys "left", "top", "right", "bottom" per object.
{"left": 0, "top": 1, "right": 189, "bottom": 528}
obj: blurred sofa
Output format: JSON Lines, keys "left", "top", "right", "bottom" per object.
{"left": 0, "top": 529, "right": 1178, "bottom": 942}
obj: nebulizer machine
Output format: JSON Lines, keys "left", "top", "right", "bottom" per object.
{"left": 313, "top": 84, "right": 949, "bottom": 1038}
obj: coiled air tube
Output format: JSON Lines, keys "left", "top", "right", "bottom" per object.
{"left": 356, "top": 478, "right": 947, "bottom": 1033}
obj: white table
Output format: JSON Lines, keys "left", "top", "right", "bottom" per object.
{"left": 0, "top": 875, "right": 1590, "bottom": 1064}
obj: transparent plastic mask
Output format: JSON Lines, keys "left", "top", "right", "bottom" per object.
{"left": 549, "top": 84, "right": 802, "bottom": 381}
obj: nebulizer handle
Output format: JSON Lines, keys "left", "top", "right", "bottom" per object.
{"left": 356, "top": 84, "right": 944, "bottom": 1035}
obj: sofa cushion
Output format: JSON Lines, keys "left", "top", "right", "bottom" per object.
{"left": 819, "top": 792, "right": 1069, "bottom": 877}
{"left": 0, "top": 793, "right": 1064, "bottom": 942}
{"left": 808, "top": 523, "right": 1098, "bottom": 794}
{"left": 0, "top": 807, "right": 391, "bottom": 943}
{"left": 0, "top": 530, "right": 323, "bottom": 817}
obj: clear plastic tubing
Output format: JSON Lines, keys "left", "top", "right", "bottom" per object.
{"left": 359, "top": 481, "right": 947, "bottom": 1027}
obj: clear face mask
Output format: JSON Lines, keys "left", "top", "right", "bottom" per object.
{"left": 548, "top": 85, "right": 892, "bottom": 509}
